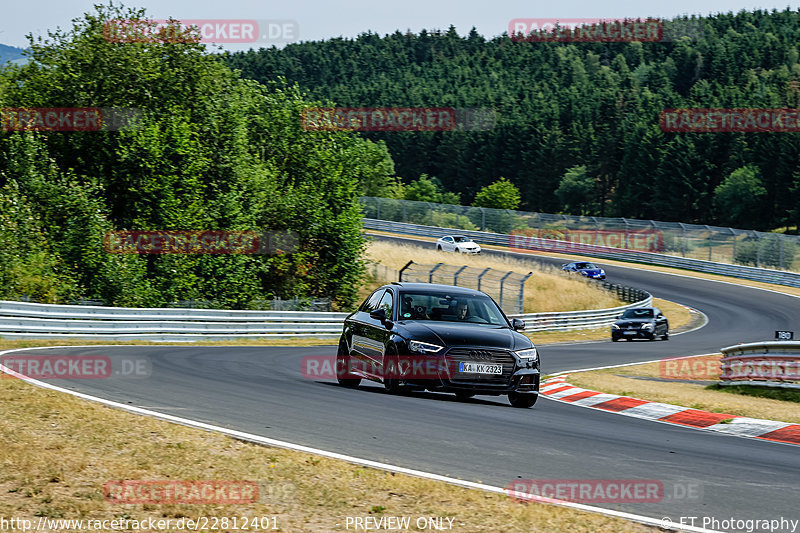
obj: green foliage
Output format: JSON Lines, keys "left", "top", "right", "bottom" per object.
{"left": 224, "top": 12, "right": 800, "bottom": 229}
{"left": 402, "top": 175, "right": 460, "bottom": 204}
{"left": 734, "top": 234, "right": 796, "bottom": 269}
{"left": 714, "top": 166, "right": 767, "bottom": 229}
{"left": 0, "top": 4, "right": 373, "bottom": 308}
{"left": 555, "top": 166, "right": 597, "bottom": 215}
{"left": 472, "top": 177, "right": 521, "bottom": 210}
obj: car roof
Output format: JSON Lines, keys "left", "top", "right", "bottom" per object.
{"left": 388, "top": 282, "right": 485, "bottom": 295}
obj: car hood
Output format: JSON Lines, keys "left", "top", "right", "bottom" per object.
{"left": 615, "top": 319, "right": 654, "bottom": 327}
{"left": 579, "top": 268, "right": 603, "bottom": 275}
{"left": 456, "top": 242, "right": 480, "bottom": 248}
{"left": 399, "top": 321, "right": 529, "bottom": 350}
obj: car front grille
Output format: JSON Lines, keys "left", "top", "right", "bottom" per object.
{"left": 446, "top": 348, "right": 516, "bottom": 385}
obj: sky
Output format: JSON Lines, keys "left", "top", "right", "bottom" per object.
{"left": 2, "top": 0, "right": 800, "bottom": 52}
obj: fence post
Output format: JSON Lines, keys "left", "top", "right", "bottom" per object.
{"left": 477, "top": 267, "right": 491, "bottom": 291}
{"left": 518, "top": 272, "right": 533, "bottom": 314}
{"left": 453, "top": 265, "right": 468, "bottom": 286}
{"left": 731, "top": 228, "right": 737, "bottom": 263}
{"left": 399, "top": 260, "right": 414, "bottom": 282}
{"left": 498, "top": 270, "right": 513, "bottom": 311}
{"left": 756, "top": 233, "right": 762, "bottom": 268}
{"left": 705, "top": 225, "right": 712, "bottom": 261}
{"left": 428, "top": 262, "right": 444, "bottom": 283}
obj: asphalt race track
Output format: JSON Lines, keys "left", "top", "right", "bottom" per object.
{"left": 11, "top": 240, "right": 800, "bottom": 531}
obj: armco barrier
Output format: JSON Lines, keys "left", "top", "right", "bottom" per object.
{"left": 0, "top": 300, "right": 347, "bottom": 341}
{"left": 719, "top": 342, "right": 800, "bottom": 389}
{"left": 364, "top": 218, "right": 800, "bottom": 288}
{"left": 0, "top": 282, "right": 650, "bottom": 341}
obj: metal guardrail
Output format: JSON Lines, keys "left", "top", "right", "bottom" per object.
{"left": 364, "top": 218, "right": 800, "bottom": 289}
{"left": 515, "top": 282, "right": 652, "bottom": 332}
{"left": 0, "top": 273, "right": 651, "bottom": 341}
{"left": 719, "top": 342, "right": 800, "bottom": 389}
{"left": 0, "top": 300, "right": 348, "bottom": 341}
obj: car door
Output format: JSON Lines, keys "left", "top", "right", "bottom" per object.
{"left": 363, "top": 289, "right": 395, "bottom": 374}
{"left": 349, "top": 289, "right": 384, "bottom": 372}
{"left": 442, "top": 236, "right": 455, "bottom": 252}
{"left": 653, "top": 308, "right": 667, "bottom": 335}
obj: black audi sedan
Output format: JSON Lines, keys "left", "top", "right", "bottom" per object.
{"left": 336, "top": 282, "right": 540, "bottom": 408}
{"left": 611, "top": 307, "right": 669, "bottom": 341}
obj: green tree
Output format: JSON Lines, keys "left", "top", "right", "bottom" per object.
{"left": 555, "top": 166, "right": 596, "bottom": 215}
{"left": 472, "top": 177, "right": 521, "bottom": 210}
{"left": 714, "top": 166, "right": 768, "bottom": 229}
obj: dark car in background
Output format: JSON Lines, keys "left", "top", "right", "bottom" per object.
{"left": 562, "top": 261, "right": 606, "bottom": 280}
{"left": 336, "top": 282, "right": 540, "bottom": 408}
{"left": 611, "top": 307, "right": 669, "bottom": 341}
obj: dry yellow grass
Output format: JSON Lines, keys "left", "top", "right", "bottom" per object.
{"left": 0, "top": 375, "right": 652, "bottom": 533}
{"left": 365, "top": 240, "right": 623, "bottom": 313}
{"left": 566, "top": 356, "right": 800, "bottom": 424}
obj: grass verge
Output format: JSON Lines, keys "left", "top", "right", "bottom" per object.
{"left": 0, "top": 374, "right": 653, "bottom": 533}
{"left": 565, "top": 356, "right": 800, "bottom": 424}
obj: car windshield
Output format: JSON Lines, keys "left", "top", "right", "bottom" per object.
{"left": 398, "top": 291, "right": 507, "bottom": 325}
{"left": 621, "top": 308, "right": 653, "bottom": 319}
{"left": 452, "top": 236, "right": 471, "bottom": 243}
{"left": 575, "top": 262, "right": 596, "bottom": 269}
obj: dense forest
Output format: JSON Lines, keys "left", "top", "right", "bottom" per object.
{"left": 224, "top": 11, "right": 800, "bottom": 231}
{"left": 0, "top": 5, "right": 396, "bottom": 307}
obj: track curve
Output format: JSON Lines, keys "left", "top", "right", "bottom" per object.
{"left": 11, "top": 241, "right": 800, "bottom": 531}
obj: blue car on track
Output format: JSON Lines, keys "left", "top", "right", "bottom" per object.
{"left": 561, "top": 261, "right": 606, "bottom": 280}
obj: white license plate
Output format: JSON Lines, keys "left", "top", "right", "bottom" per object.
{"left": 623, "top": 331, "right": 637, "bottom": 335}
{"left": 459, "top": 362, "right": 502, "bottom": 374}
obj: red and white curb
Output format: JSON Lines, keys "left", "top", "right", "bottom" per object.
{"left": 541, "top": 375, "right": 800, "bottom": 446}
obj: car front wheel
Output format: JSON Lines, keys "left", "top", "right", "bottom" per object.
{"left": 336, "top": 342, "right": 361, "bottom": 388}
{"left": 383, "top": 347, "right": 409, "bottom": 394}
{"left": 508, "top": 391, "right": 538, "bottom": 408}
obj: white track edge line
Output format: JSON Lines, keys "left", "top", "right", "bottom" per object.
{"left": 0, "top": 345, "right": 719, "bottom": 533}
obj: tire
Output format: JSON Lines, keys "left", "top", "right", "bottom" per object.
{"left": 611, "top": 336, "right": 619, "bottom": 342}
{"left": 662, "top": 330, "right": 669, "bottom": 341}
{"left": 455, "top": 391, "right": 475, "bottom": 401}
{"left": 508, "top": 391, "right": 538, "bottom": 408}
{"left": 336, "top": 342, "right": 361, "bottom": 389}
{"left": 437, "top": 245, "right": 442, "bottom": 251}
{"left": 383, "top": 347, "right": 408, "bottom": 394}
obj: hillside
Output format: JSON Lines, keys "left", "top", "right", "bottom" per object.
{"left": 224, "top": 11, "right": 800, "bottom": 230}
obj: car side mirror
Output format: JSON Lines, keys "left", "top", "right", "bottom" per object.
{"left": 512, "top": 318, "right": 526, "bottom": 331}
{"left": 370, "top": 308, "right": 387, "bottom": 321}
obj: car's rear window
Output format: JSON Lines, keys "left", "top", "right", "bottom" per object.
{"left": 397, "top": 291, "right": 507, "bottom": 325}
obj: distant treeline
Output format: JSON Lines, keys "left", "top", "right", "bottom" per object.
{"left": 224, "top": 10, "right": 800, "bottom": 231}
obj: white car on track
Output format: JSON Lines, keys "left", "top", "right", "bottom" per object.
{"left": 436, "top": 235, "right": 481, "bottom": 254}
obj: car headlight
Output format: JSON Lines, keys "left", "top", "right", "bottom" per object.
{"left": 612, "top": 324, "right": 620, "bottom": 330}
{"left": 599, "top": 269, "right": 605, "bottom": 274}
{"left": 408, "top": 340, "right": 444, "bottom": 354}
{"left": 515, "top": 347, "right": 538, "bottom": 361}
{"left": 641, "top": 323, "right": 654, "bottom": 330}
